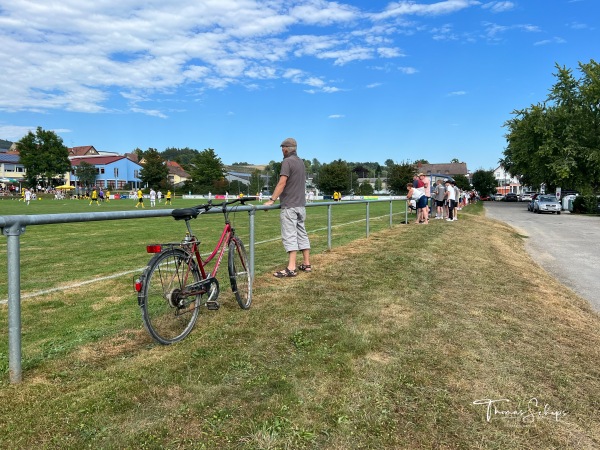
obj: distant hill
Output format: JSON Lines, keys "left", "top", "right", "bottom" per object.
{"left": 225, "top": 164, "right": 268, "bottom": 173}
{"left": 0, "top": 139, "right": 14, "bottom": 152}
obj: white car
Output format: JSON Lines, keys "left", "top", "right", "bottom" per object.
{"left": 520, "top": 192, "right": 534, "bottom": 202}
{"left": 494, "top": 193, "right": 505, "bottom": 201}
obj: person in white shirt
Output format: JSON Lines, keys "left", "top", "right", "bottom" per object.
{"left": 149, "top": 188, "right": 156, "bottom": 207}
{"left": 444, "top": 181, "right": 456, "bottom": 221}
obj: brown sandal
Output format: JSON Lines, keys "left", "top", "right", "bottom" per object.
{"left": 298, "top": 264, "right": 312, "bottom": 272}
{"left": 273, "top": 268, "right": 297, "bottom": 278}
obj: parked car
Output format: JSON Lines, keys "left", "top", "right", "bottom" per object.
{"left": 494, "top": 193, "right": 505, "bottom": 201}
{"left": 504, "top": 192, "right": 519, "bottom": 202}
{"left": 533, "top": 195, "right": 561, "bottom": 214}
{"left": 519, "top": 191, "right": 535, "bottom": 202}
{"left": 480, "top": 195, "right": 492, "bottom": 201}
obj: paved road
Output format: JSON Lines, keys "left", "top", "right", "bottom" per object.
{"left": 484, "top": 201, "right": 600, "bottom": 312}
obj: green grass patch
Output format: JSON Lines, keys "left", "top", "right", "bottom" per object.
{"left": 1, "top": 200, "right": 600, "bottom": 448}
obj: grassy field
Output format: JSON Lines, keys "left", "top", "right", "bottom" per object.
{"left": 1, "top": 198, "right": 600, "bottom": 449}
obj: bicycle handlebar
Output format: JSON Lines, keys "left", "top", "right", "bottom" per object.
{"left": 193, "top": 196, "right": 257, "bottom": 211}
{"left": 171, "top": 197, "right": 257, "bottom": 221}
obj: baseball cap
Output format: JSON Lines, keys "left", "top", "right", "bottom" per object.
{"left": 280, "top": 137, "right": 297, "bottom": 148}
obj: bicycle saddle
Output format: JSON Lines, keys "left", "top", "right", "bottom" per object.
{"left": 171, "top": 208, "right": 200, "bottom": 221}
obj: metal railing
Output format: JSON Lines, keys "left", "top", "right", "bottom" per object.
{"left": 0, "top": 198, "right": 407, "bottom": 383}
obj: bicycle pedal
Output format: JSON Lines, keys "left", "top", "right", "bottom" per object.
{"left": 206, "top": 301, "right": 220, "bottom": 311}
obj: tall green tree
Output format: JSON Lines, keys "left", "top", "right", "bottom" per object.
{"left": 453, "top": 174, "right": 471, "bottom": 191}
{"left": 471, "top": 170, "right": 497, "bottom": 197}
{"left": 387, "top": 161, "right": 415, "bottom": 194}
{"left": 139, "top": 148, "right": 169, "bottom": 189}
{"left": 189, "top": 148, "right": 225, "bottom": 194}
{"left": 17, "top": 127, "right": 71, "bottom": 186}
{"left": 503, "top": 59, "right": 600, "bottom": 194}
{"left": 75, "top": 161, "right": 97, "bottom": 188}
{"left": 316, "top": 159, "right": 351, "bottom": 194}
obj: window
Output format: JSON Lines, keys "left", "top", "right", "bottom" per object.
{"left": 114, "top": 168, "right": 119, "bottom": 178}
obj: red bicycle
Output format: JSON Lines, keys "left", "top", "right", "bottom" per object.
{"left": 135, "top": 198, "right": 253, "bottom": 344}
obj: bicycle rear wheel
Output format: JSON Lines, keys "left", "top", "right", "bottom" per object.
{"left": 140, "top": 248, "right": 201, "bottom": 344}
{"left": 228, "top": 237, "right": 252, "bottom": 309}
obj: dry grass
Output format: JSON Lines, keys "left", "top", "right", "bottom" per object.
{"left": 1, "top": 202, "right": 600, "bottom": 449}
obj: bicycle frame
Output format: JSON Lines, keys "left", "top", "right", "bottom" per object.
{"left": 185, "top": 220, "right": 232, "bottom": 281}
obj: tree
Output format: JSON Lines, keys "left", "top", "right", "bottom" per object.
{"left": 139, "top": 148, "right": 169, "bottom": 189}
{"left": 374, "top": 178, "right": 383, "bottom": 191}
{"left": 16, "top": 127, "right": 70, "bottom": 186}
{"left": 75, "top": 161, "right": 97, "bottom": 188}
{"left": 503, "top": 59, "right": 600, "bottom": 194}
{"left": 316, "top": 159, "right": 351, "bottom": 194}
{"left": 188, "top": 148, "right": 225, "bottom": 194}
{"left": 472, "top": 170, "right": 497, "bottom": 197}
{"left": 161, "top": 147, "right": 199, "bottom": 169}
{"left": 387, "top": 161, "right": 416, "bottom": 194}
{"left": 355, "top": 181, "right": 374, "bottom": 195}
{"left": 453, "top": 174, "right": 471, "bottom": 191}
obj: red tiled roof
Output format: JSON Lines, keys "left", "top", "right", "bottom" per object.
{"left": 68, "top": 146, "right": 99, "bottom": 156}
{"left": 70, "top": 155, "right": 130, "bottom": 166}
{"left": 166, "top": 160, "right": 189, "bottom": 177}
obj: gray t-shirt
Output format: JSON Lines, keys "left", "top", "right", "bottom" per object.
{"left": 279, "top": 151, "right": 306, "bottom": 208}
{"left": 434, "top": 184, "right": 445, "bottom": 201}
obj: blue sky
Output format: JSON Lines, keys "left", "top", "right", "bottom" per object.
{"left": 0, "top": 0, "right": 597, "bottom": 171}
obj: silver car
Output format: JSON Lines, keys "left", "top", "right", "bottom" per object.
{"left": 533, "top": 195, "right": 561, "bottom": 214}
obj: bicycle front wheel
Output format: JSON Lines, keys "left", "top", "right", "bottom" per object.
{"left": 228, "top": 237, "right": 252, "bottom": 309}
{"left": 140, "top": 248, "right": 201, "bottom": 344}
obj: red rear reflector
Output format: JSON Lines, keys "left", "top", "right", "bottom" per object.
{"left": 134, "top": 280, "right": 143, "bottom": 292}
{"left": 146, "top": 245, "right": 162, "bottom": 253}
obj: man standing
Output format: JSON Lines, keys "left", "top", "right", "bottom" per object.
{"left": 445, "top": 180, "right": 456, "bottom": 221}
{"left": 264, "top": 138, "right": 311, "bottom": 278}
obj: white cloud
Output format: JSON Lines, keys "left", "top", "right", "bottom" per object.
{"left": 0, "top": 0, "right": 490, "bottom": 114}
{"left": 482, "top": 2, "right": 516, "bottom": 13}
{"left": 447, "top": 90, "right": 467, "bottom": 96}
{"left": 399, "top": 66, "right": 418, "bottom": 74}
{"left": 533, "top": 37, "right": 567, "bottom": 46}
{"left": 0, "top": 125, "right": 72, "bottom": 141}
{"left": 328, "top": 114, "right": 345, "bottom": 119}
{"left": 372, "top": 0, "right": 481, "bottom": 20}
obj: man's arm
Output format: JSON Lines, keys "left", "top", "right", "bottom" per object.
{"left": 264, "top": 175, "right": 288, "bottom": 205}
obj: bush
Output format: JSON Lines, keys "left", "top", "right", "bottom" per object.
{"left": 572, "top": 195, "right": 600, "bottom": 214}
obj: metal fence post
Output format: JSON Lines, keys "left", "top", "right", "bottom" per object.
{"left": 405, "top": 200, "right": 409, "bottom": 224}
{"left": 4, "top": 224, "right": 25, "bottom": 383}
{"left": 327, "top": 204, "right": 332, "bottom": 250}
{"left": 366, "top": 202, "right": 370, "bottom": 237}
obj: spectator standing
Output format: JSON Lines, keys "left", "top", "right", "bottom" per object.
{"left": 445, "top": 181, "right": 456, "bottom": 221}
{"left": 433, "top": 179, "right": 446, "bottom": 219}
{"left": 264, "top": 137, "right": 311, "bottom": 278}
{"left": 406, "top": 183, "right": 427, "bottom": 224}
